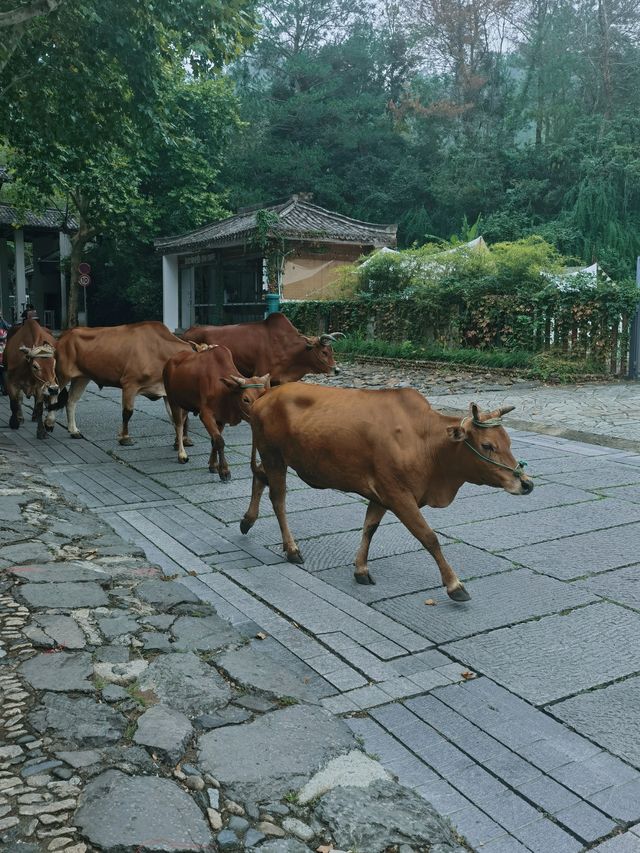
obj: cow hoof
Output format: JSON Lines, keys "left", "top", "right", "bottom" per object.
{"left": 287, "top": 550, "right": 304, "bottom": 564}
{"left": 219, "top": 471, "right": 231, "bottom": 483}
{"left": 208, "top": 465, "right": 218, "bottom": 474}
{"left": 184, "top": 437, "right": 194, "bottom": 447}
{"left": 70, "top": 432, "right": 84, "bottom": 440}
{"left": 9, "top": 417, "right": 19, "bottom": 430}
{"left": 240, "top": 518, "right": 253, "bottom": 535}
{"left": 354, "top": 572, "right": 376, "bottom": 585}
{"left": 448, "top": 584, "right": 471, "bottom": 602}
{"left": 45, "top": 424, "right": 54, "bottom": 433}
{"left": 178, "top": 456, "right": 189, "bottom": 465}
{"left": 119, "top": 437, "right": 135, "bottom": 446}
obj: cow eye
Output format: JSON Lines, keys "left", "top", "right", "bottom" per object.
{"left": 481, "top": 443, "right": 494, "bottom": 452}
{"left": 243, "top": 396, "right": 250, "bottom": 403}
{"left": 33, "top": 363, "right": 41, "bottom": 371}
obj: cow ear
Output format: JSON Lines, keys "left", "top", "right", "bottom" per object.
{"left": 260, "top": 373, "right": 271, "bottom": 388}
{"left": 447, "top": 425, "right": 467, "bottom": 442}
{"left": 469, "top": 402, "right": 481, "bottom": 423}
{"left": 302, "top": 335, "right": 316, "bottom": 350}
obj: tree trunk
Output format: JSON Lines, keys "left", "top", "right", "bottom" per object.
{"left": 66, "top": 206, "right": 94, "bottom": 328}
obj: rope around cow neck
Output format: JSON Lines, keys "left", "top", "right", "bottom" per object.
{"left": 460, "top": 415, "right": 528, "bottom": 479}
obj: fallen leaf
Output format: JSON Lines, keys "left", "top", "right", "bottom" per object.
{"left": 424, "top": 598, "right": 436, "bottom": 606}
{"left": 461, "top": 670, "right": 476, "bottom": 680}
{"left": 255, "top": 631, "right": 268, "bottom": 640}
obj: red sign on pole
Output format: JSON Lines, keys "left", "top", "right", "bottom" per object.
{"left": 77, "top": 262, "right": 91, "bottom": 288}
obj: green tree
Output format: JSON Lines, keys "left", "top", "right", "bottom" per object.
{"left": 1, "top": 0, "right": 256, "bottom": 326}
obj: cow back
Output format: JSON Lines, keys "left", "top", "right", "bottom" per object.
{"left": 56, "top": 321, "right": 191, "bottom": 388}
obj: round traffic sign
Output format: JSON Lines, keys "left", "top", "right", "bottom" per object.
{"left": 79, "top": 274, "right": 91, "bottom": 288}
{"left": 78, "top": 262, "right": 91, "bottom": 275}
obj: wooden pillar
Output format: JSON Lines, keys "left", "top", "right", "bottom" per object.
{"left": 180, "top": 265, "right": 194, "bottom": 331}
{"left": 14, "top": 229, "right": 27, "bottom": 317}
{"left": 162, "top": 254, "right": 180, "bottom": 332}
{"left": 0, "top": 239, "right": 10, "bottom": 321}
{"left": 59, "top": 232, "right": 71, "bottom": 328}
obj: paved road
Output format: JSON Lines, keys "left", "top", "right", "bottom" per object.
{"left": 4, "top": 381, "right": 640, "bottom": 852}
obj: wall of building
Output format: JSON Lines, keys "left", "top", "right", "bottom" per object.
{"left": 282, "top": 246, "right": 363, "bottom": 300}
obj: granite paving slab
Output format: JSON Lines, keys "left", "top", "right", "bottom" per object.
{"left": 599, "top": 484, "right": 640, "bottom": 504}
{"left": 441, "top": 498, "right": 640, "bottom": 552}
{"left": 505, "top": 522, "right": 640, "bottom": 580}
{"left": 444, "top": 602, "right": 640, "bottom": 704}
{"left": 20, "top": 651, "right": 94, "bottom": 692}
{"left": 423, "top": 482, "right": 597, "bottom": 528}
{"left": 373, "top": 569, "right": 596, "bottom": 642}
{"left": 267, "top": 522, "right": 453, "bottom": 571}
{"left": 7, "top": 563, "right": 110, "bottom": 583}
{"left": 137, "top": 651, "right": 232, "bottom": 715}
{"left": 544, "top": 462, "right": 640, "bottom": 490}
{"left": 215, "top": 643, "right": 322, "bottom": 703}
{"left": 315, "top": 545, "right": 519, "bottom": 604}
{"left": 17, "top": 581, "right": 110, "bottom": 609}
{"left": 22, "top": 614, "right": 87, "bottom": 649}
{"left": 552, "top": 677, "right": 640, "bottom": 769}
{"left": 74, "top": 769, "right": 213, "bottom": 852}
{"left": 29, "top": 692, "right": 127, "bottom": 747}
{"left": 197, "top": 705, "right": 354, "bottom": 800}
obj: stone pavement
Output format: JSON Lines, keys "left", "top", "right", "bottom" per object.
{"left": 3, "top": 372, "right": 640, "bottom": 852}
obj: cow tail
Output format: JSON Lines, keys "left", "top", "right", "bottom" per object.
{"left": 250, "top": 437, "right": 269, "bottom": 485}
{"left": 47, "top": 386, "right": 68, "bottom": 411}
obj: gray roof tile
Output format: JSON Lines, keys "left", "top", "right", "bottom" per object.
{"left": 155, "top": 195, "right": 396, "bottom": 253}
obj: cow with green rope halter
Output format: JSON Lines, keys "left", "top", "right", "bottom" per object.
{"left": 240, "top": 385, "right": 534, "bottom": 602}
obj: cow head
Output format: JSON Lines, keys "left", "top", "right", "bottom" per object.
{"left": 447, "top": 402, "right": 533, "bottom": 495}
{"left": 221, "top": 374, "right": 271, "bottom": 420}
{"left": 297, "top": 331, "right": 345, "bottom": 380}
{"left": 19, "top": 344, "right": 59, "bottom": 402}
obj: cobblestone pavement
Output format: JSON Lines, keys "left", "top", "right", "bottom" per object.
{"left": 3, "top": 370, "right": 640, "bottom": 852}
{"left": 309, "top": 360, "right": 640, "bottom": 447}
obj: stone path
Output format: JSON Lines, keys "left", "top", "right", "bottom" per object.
{"left": 3, "top": 372, "right": 640, "bottom": 852}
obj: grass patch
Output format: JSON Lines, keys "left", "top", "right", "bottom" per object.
{"left": 334, "top": 335, "right": 610, "bottom": 381}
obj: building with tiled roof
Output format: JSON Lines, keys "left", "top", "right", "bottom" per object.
{"left": 156, "top": 195, "right": 397, "bottom": 330}
{"left": 0, "top": 202, "right": 76, "bottom": 327}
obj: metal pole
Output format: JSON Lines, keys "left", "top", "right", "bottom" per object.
{"left": 628, "top": 257, "right": 640, "bottom": 379}
{"left": 83, "top": 285, "right": 87, "bottom": 326}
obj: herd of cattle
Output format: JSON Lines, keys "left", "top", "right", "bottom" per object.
{"left": 3, "top": 314, "right": 533, "bottom": 598}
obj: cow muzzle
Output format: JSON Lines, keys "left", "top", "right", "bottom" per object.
{"left": 520, "top": 477, "right": 534, "bottom": 495}
{"left": 47, "top": 385, "right": 60, "bottom": 397}
{"left": 333, "top": 366, "right": 341, "bottom": 375}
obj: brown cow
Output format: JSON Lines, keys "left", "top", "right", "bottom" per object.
{"left": 240, "top": 385, "right": 533, "bottom": 600}
{"left": 163, "top": 344, "right": 269, "bottom": 480}
{"left": 5, "top": 319, "right": 59, "bottom": 439}
{"left": 54, "top": 321, "right": 195, "bottom": 445}
{"left": 182, "top": 312, "right": 344, "bottom": 385}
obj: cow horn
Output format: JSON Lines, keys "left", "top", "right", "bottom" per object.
{"left": 498, "top": 405, "right": 515, "bottom": 417}
{"left": 19, "top": 345, "right": 30, "bottom": 355}
{"left": 319, "top": 332, "right": 346, "bottom": 345}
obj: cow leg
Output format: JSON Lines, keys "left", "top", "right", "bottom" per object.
{"left": 200, "top": 412, "right": 228, "bottom": 481}
{"left": 240, "top": 463, "right": 268, "bottom": 535}
{"left": 66, "top": 377, "right": 90, "bottom": 439}
{"left": 215, "top": 422, "right": 231, "bottom": 481}
{"left": 183, "top": 414, "right": 193, "bottom": 447}
{"left": 353, "top": 501, "right": 387, "bottom": 585}
{"left": 268, "top": 459, "right": 303, "bottom": 564}
{"left": 44, "top": 406, "right": 56, "bottom": 432}
{"left": 392, "top": 501, "right": 470, "bottom": 602}
{"left": 118, "top": 387, "right": 137, "bottom": 446}
{"left": 168, "top": 403, "right": 188, "bottom": 464}
{"left": 34, "top": 398, "right": 47, "bottom": 439}
{"left": 9, "top": 388, "right": 23, "bottom": 430}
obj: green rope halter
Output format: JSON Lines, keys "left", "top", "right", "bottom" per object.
{"left": 460, "top": 416, "right": 528, "bottom": 479}
{"left": 242, "top": 383, "right": 266, "bottom": 388}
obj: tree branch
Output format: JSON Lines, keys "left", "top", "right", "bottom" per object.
{"left": 0, "top": 0, "right": 63, "bottom": 28}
